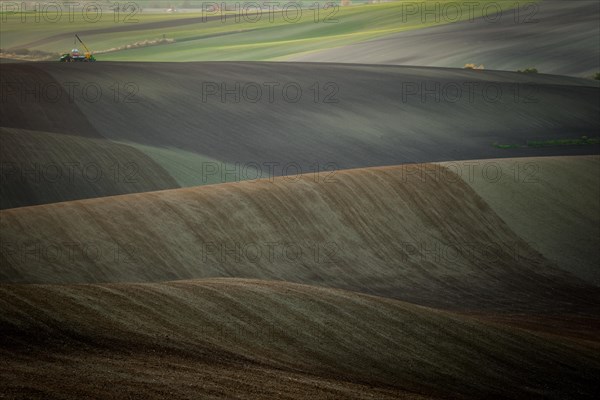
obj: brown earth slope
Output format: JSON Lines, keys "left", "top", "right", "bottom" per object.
{"left": 1, "top": 279, "right": 599, "bottom": 400}
{"left": 2, "top": 162, "right": 598, "bottom": 317}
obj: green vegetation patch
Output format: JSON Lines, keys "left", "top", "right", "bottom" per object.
{"left": 493, "top": 136, "right": 600, "bottom": 149}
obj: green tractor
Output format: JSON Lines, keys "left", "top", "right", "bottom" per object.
{"left": 60, "top": 34, "right": 96, "bottom": 62}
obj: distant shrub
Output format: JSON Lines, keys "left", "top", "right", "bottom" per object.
{"left": 10, "top": 48, "right": 30, "bottom": 55}
{"left": 464, "top": 63, "right": 484, "bottom": 70}
{"left": 517, "top": 67, "right": 538, "bottom": 74}
{"left": 96, "top": 38, "right": 176, "bottom": 54}
{"left": 0, "top": 48, "right": 57, "bottom": 60}
{"left": 594, "top": 72, "right": 600, "bottom": 80}
{"left": 29, "top": 50, "right": 52, "bottom": 57}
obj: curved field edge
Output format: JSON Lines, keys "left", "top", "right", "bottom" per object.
{"left": 1, "top": 278, "right": 599, "bottom": 400}
{"left": 288, "top": 0, "right": 600, "bottom": 77}
{"left": 439, "top": 155, "right": 600, "bottom": 284}
{"left": 0, "top": 127, "right": 179, "bottom": 209}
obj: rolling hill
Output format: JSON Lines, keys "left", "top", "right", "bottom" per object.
{"left": 2, "top": 61, "right": 599, "bottom": 208}
{"left": 1, "top": 2, "right": 599, "bottom": 399}
{"left": 2, "top": 161, "right": 598, "bottom": 319}
{"left": 2, "top": 278, "right": 599, "bottom": 399}
{"left": 1, "top": 1, "right": 519, "bottom": 62}
{"left": 290, "top": 0, "right": 600, "bottom": 77}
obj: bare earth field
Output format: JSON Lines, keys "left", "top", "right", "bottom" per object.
{"left": 1, "top": 4, "right": 600, "bottom": 396}
{"left": 2, "top": 279, "right": 600, "bottom": 399}
{"left": 1, "top": 59, "right": 599, "bottom": 398}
